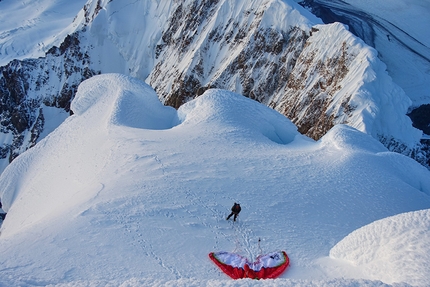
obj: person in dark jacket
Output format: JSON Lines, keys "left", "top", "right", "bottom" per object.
{"left": 226, "top": 202, "right": 241, "bottom": 221}
{"left": 0, "top": 200, "right": 5, "bottom": 221}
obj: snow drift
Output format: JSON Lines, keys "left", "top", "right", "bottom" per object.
{"left": 330, "top": 209, "right": 430, "bottom": 286}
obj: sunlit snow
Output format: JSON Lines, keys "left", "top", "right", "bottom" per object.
{"left": 0, "top": 74, "right": 429, "bottom": 286}
{"left": 0, "top": 0, "right": 87, "bottom": 66}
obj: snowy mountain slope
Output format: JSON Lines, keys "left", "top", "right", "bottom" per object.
{"left": 0, "top": 0, "right": 426, "bottom": 175}
{"left": 296, "top": 0, "right": 430, "bottom": 123}
{"left": 295, "top": 0, "right": 430, "bottom": 167}
{"left": 0, "top": 0, "right": 88, "bottom": 66}
{"left": 268, "top": 22, "right": 421, "bottom": 146}
{"left": 0, "top": 33, "right": 100, "bottom": 173}
{"left": 0, "top": 74, "right": 430, "bottom": 286}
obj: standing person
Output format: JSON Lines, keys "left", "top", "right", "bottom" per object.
{"left": 0, "top": 199, "right": 5, "bottom": 221}
{"left": 226, "top": 202, "right": 241, "bottom": 221}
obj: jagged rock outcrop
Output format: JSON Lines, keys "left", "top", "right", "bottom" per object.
{"left": 296, "top": 0, "right": 430, "bottom": 168}
{"left": 149, "top": 0, "right": 312, "bottom": 109}
{"left": 0, "top": 0, "right": 427, "bottom": 172}
{"left": 0, "top": 32, "right": 99, "bottom": 164}
{"left": 146, "top": 0, "right": 423, "bottom": 164}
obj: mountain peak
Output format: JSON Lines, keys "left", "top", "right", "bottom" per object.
{"left": 0, "top": 0, "right": 428, "bottom": 173}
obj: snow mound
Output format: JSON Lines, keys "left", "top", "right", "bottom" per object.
{"left": 71, "top": 73, "right": 178, "bottom": 130}
{"left": 320, "top": 125, "right": 430, "bottom": 196}
{"left": 320, "top": 124, "right": 387, "bottom": 153}
{"left": 178, "top": 89, "right": 299, "bottom": 144}
{"left": 330, "top": 209, "right": 430, "bottom": 287}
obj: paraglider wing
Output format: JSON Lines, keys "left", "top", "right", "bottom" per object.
{"left": 249, "top": 251, "right": 290, "bottom": 279}
{"left": 209, "top": 251, "right": 247, "bottom": 279}
{"left": 209, "top": 250, "right": 289, "bottom": 279}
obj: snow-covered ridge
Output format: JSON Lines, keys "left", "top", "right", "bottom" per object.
{"left": 296, "top": 0, "right": 430, "bottom": 108}
{"left": 1, "top": 74, "right": 430, "bottom": 286}
{"left": 0, "top": 73, "right": 301, "bottom": 235}
{"left": 270, "top": 22, "right": 421, "bottom": 146}
{"left": 0, "top": 0, "right": 426, "bottom": 174}
{"left": 2, "top": 1, "right": 419, "bottom": 173}
{"left": 295, "top": 0, "right": 430, "bottom": 149}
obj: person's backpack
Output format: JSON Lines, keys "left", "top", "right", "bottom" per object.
{"left": 234, "top": 204, "right": 241, "bottom": 213}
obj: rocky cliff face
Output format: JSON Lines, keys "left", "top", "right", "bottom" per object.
{"left": 0, "top": 0, "right": 428, "bottom": 172}
{"left": 296, "top": 0, "right": 430, "bottom": 167}
{"left": 0, "top": 32, "right": 99, "bottom": 164}
{"left": 149, "top": 0, "right": 310, "bottom": 109}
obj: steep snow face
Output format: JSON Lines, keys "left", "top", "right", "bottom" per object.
{"left": 0, "top": 0, "right": 426, "bottom": 174}
{"left": 270, "top": 22, "right": 421, "bottom": 146}
{"left": 146, "top": 0, "right": 317, "bottom": 106}
{"left": 296, "top": 0, "right": 430, "bottom": 107}
{"left": 0, "top": 74, "right": 430, "bottom": 286}
{"left": 0, "top": 0, "right": 87, "bottom": 66}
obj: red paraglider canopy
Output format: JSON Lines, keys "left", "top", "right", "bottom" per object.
{"left": 209, "top": 250, "right": 289, "bottom": 279}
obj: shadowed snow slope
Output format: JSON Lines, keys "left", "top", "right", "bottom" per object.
{"left": 0, "top": 74, "right": 429, "bottom": 286}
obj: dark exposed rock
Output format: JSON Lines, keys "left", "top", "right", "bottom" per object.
{"left": 407, "top": 105, "right": 430, "bottom": 168}
{"left": 0, "top": 31, "right": 100, "bottom": 164}
{"left": 165, "top": 74, "right": 202, "bottom": 109}
{"left": 274, "top": 40, "right": 351, "bottom": 141}
{"left": 378, "top": 135, "right": 430, "bottom": 169}
{"left": 408, "top": 104, "right": 430, "bottom": 136}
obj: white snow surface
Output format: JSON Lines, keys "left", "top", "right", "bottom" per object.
{"left": 0, "top": 74, "right": 430, "bottom": 286}
{"left": 0, "top": 0, "right": 87, "bottom": 66}
{"left": 330, "top": 209, "right": 430, "bottom": 286}
{"left": 292, "top": 0, "right": 430, "bottom": 107}
{"left": 342, "top": 0, "right": 430, "bottom": 107}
